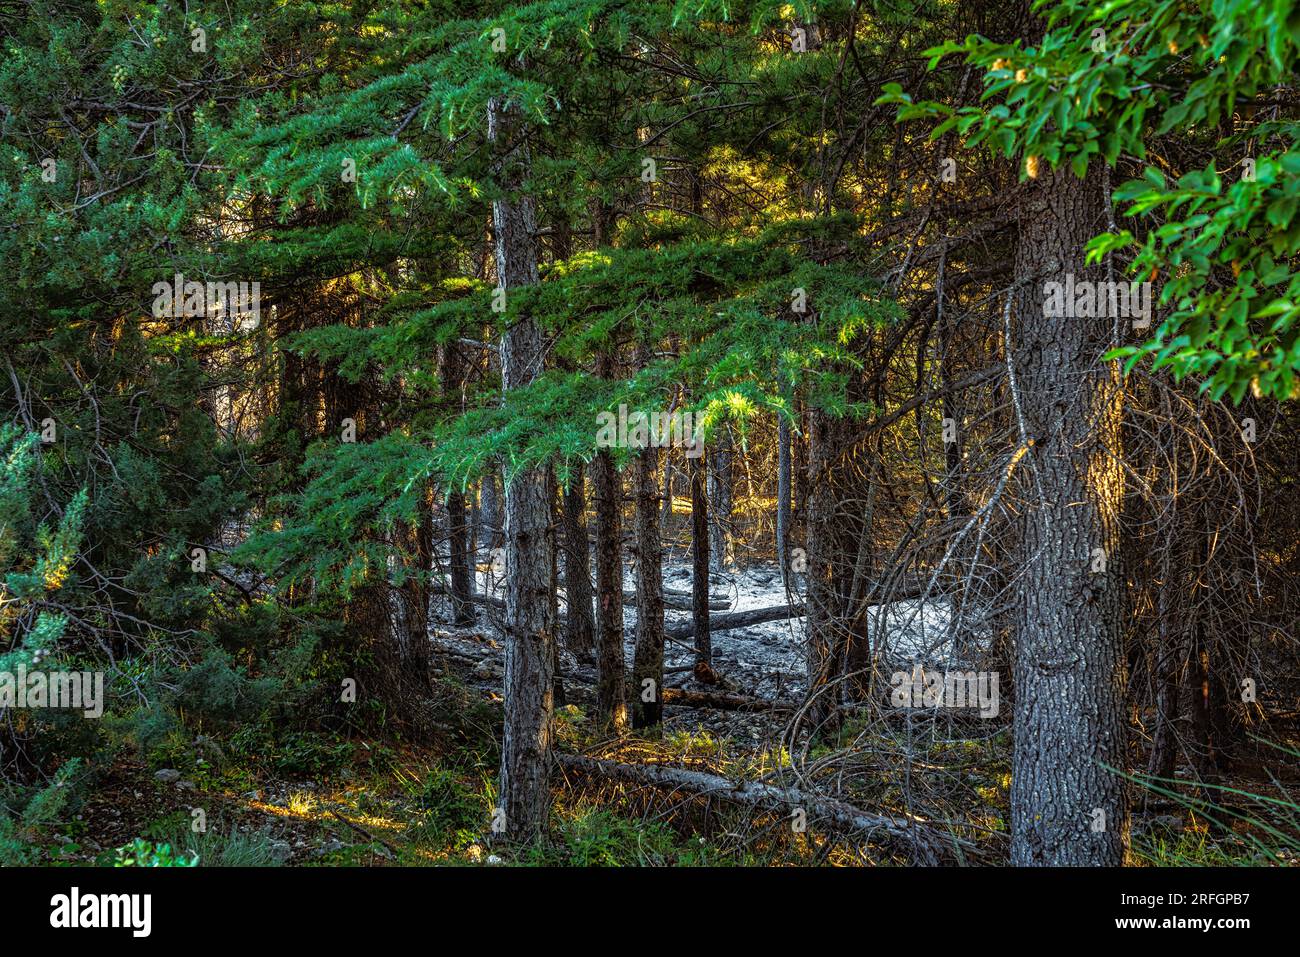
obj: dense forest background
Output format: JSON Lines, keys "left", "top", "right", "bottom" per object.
{"left": 2, "top": 0, "right": 1299, "bottom": 867}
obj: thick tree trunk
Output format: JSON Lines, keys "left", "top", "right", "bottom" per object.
{"left": 561, "top": 464, "right": 595, "bottom": 662}
{"left": 631, "top": 396, "right": 666, "bottom": 729}
{"left": 1009, "top": 164, "right": 1128, "bottom": 866}
{"left": 489, "top": 93, "right": 553, "bottom": 844}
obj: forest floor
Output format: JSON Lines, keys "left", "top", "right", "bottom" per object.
{"left": 435, "top": 556, "right": 975, "bottom": 717}
{"left": 433, "top": 558, "right": 812, "bottom": 743}
{"left": 32, "top": 556, "right": 1300, "bottom": 867}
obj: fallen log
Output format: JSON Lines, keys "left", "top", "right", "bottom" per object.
{"left": 432, "top": 581, "right": 726, "bottom": 614}
{"left": 662, "top": 577, "right": 942, "bottom": 641}
{"left": 661, "top": 687, "right": 800, "bottom": 712}
{"left": 555, "top": 754, "right": 957, "bottom": 863}
{"left": 665, "top": 603, "right": 805, "bottom": 641}
{"left": 329, "top": 810, "right": 401, "bottom": 857}
{"left": 442, "top": 587, "right": 794, "bottom": 647}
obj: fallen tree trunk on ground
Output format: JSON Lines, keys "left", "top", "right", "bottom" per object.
{"left": 555, "top": 754, "right": 958, "bottom": 864}
{"left": 661, "top": 687, "right": 801, "bottom": 712}
{"left": 664, "top": 603, "right": 805, "bottom": 640}
{"left": 433, "top": 581, "right": 727, "bottom": 614}
{"left": 439, "top": 593, "right": 805, "bottom": 651}
{"left": 662, "top": 576, "right": 942, "bottom": 641}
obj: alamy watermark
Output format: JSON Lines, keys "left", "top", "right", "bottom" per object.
{"left": 50, "top": 887, "right": 150, "bottom": 937}
{"left": 595, "top": 404, "right": 704, "bottom": 458}
{"left": 0, "top": 664, "right": 103, "bottom": 718}
{"left": 890, "top": 664, "right": 999, "bottom": 718}
{"left": 1043, "top": 275, "right": 1152, "bottom": 330}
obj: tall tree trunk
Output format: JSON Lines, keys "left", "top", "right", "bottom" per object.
{"left": 561, "top": 463, "right": 595, "bottom": 662}
{"left": 691, "top": 448, "right": 712, "bottom": 675}
{"left": 548, "top": 471, "right": 566, "bottom": 707}
{"left": 777, "top": 406, "right": 792, "bottom": 592}
{"left": 843, "top": 461, "right": 878, "bottom": 696}
{"left": 708, "top": 424, "right": 735, "bottom": 572}
{"left": 440, "top": 341, "right": 475, "bottom": 625}
{"left": 661, "top": 452, "right": 675, "bottom": 530}
{"left": 480, "top": 472, "right": 502, "bottom": 554}
{"left": 489, "top": 92, "right": 553, "bottom": 844}
{"left": 804, "top": 408, "right": 847, "bottom": 735}
{"left": 1009, "top": 164, "right": 1128, "bottom": 866}
{"left": 468, "top": 481, "right": 480, "bottom": 574}
{"left": 447, "top": 488, "right": 474, "bottom": 624}
{"left": 397, "top": 492, "right": 434, "bottom": 687}
{"left": 631, "top": 384, "right": 666, "bottom": 729}
{"left": 593, "top": 347, "right": 627, "bottom": 729}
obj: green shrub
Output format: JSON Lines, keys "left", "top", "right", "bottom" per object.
{"left": 0, "top": 758, "right": 82, "bottom": 865}
{"left": 113, "top": 838, "right": 199, "bottom": 867}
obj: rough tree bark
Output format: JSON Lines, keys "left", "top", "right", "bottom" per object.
{"left": 1009, "top": 163, "right": 1128, "bottom": 866}
{"left": 777, "top": 405, "right": 793, "bottom": 592}
{"left": 691, "top": 447, "right": 712, "bottom": 676}
{"left": 593, "top": 353, "right": 627, "bottom": 729}
{"left": 446, "top": 489, "right": 474, "bottom": 625}
{"left": 489, "top": 92, "right": 553, "bottom": 844}
{"left": 480, "top": 472, "right": 503, "bottom": 554}
{"left": 708, "top": 424, "right": 735, "bottom": 572}
{"left": 440, "top": 340, "right": 475, "bottom": 625}
{"left": 631, "top": 387, "right": 666, "bottom": 729}
{"left": 805, "top": 408, "right": 848, "bottom": 735}
{"left": 561, "top": 463, "right": 595, "bottom": 662}
{"left": 661, "top": 447, "right": 675, "bottom": 530}
{"left": 548, "top": 472, "right": 565, "bottom": 707}
{"left": 396, "top": 493, "right": 434, "bottom": 688}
